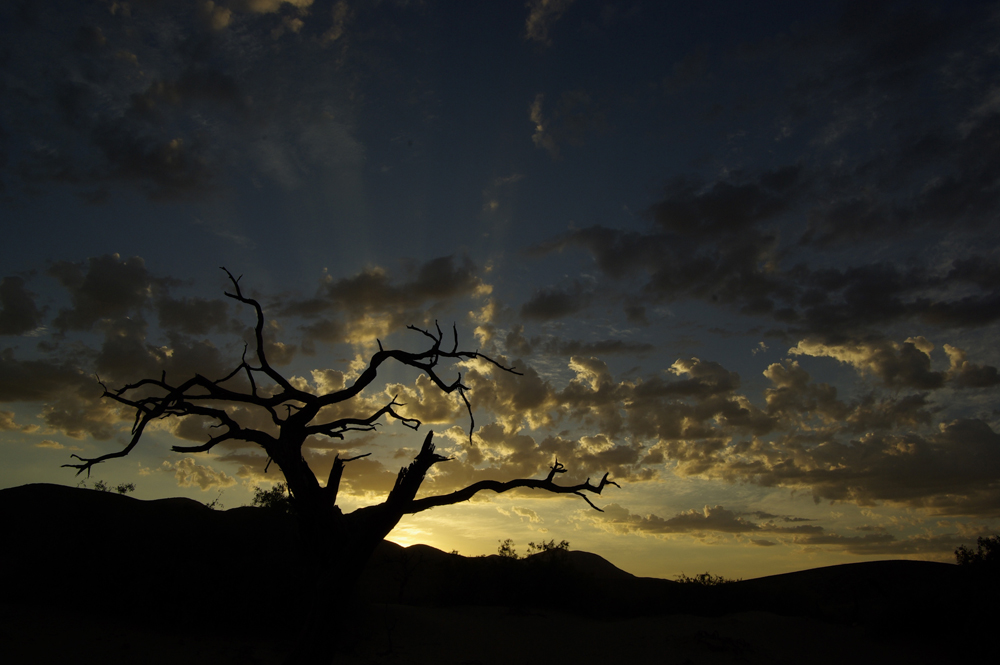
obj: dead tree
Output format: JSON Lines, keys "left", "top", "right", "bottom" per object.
{"left": 65, "top": 269, "right": 618, "bottom": 663}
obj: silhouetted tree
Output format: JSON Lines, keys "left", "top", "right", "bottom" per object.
{"left": 497, "top": 538, "right": 519, "bottom": 558}
{"left": 64, "top": 269, "right": 618, "bottom": 664}
{"left": 251, "top": 481, "right": 294, "bottom": 513}
{"left": 956, "top": 535, "right": 1000, "bottom": 568}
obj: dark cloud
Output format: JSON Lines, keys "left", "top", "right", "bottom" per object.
{"left": 623, "top": 304, "right": 648, "bottom": 326}
{"left": 286, "top": 255, "right": 490, "bottom": 347}
{"left": 530, "top": 166, "right": 802, "bottom": 320}
{"left": 0, "top": 276, "right": 42, "bottom": 335}
{"left": 0, "top": 348, "right": 118, "bottom": 440}
{"left": 0, "top": 348, "right": 93, "bottom": 402}
{"left": 526, "top": 3, "right": 1000, "bottom": 341}
{"left": 691, "top": 417, "right": 1000, "bottom": 518}
{"left": 534, "top": 337, "right": 654, "bottom": 356}
{"left": 592, "top": 501, "right": 984, "bottom": 558}
{"left": 520, "top": 281, "right": 594, "bottom": 321}
{"left": 299, "top": 318, "right": 346, "bottom": 349}
{"left": 792, "top": 530, "right": 976, "bottom": 557}
{"left": 322, "top": 254, "right": 485, "bottom": 312}
{"left": 155, "top": 296, "right": 231, "bottom": 336}
{"left": 596, "top": 503, "right": 824, "bottom": 537}
{"left": 72, "top": 25, "right": 106, "bottom": 53}
{"left": 128, "top": 68, "right": 244, "bottom": 119}
{"left": 1, "top": 1, "right": 360, "bottom": 201}
{"left": 48, "top": 254, "right": 156, "bottom": 331}
{"left": 648, "top": 170, "right": 801, "bottom": 239}
{"left": 90, "top": 122, "right": 214, "bottom": 200}
{"left": 537, "top": 218, "right": 1000, "bottom": 340}
{"left": 945, "top": 344, "right": 1000, "bottom": 389}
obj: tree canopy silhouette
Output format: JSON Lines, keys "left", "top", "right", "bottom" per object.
{"left": 63, "top": 268, "right": 619, "bottom": 663}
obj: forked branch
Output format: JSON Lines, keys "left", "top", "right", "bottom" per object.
{"left": 380, "top": 437, "right": 619, "bottom": 514}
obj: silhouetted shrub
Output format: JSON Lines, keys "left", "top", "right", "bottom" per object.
{"left": 204, "top": 489, "right": 225, "bottom": 510}
{"left": 955, "top": 535, "right": 1000, "bottom": 568}
{"left": 675, "top": 571, "right": 740, "bottom": 585}
{"left": 497, "top": 538, "right": 570, "bottom": 559}
{"left": 85, "top": 480, "right": 136, "bottom": 495}
{"left": 526, "top": 539, "right": 569, "bottom": 554}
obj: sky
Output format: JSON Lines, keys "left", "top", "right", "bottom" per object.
{"left": 2, "top": 0, "right": 1000, "bottom": 581}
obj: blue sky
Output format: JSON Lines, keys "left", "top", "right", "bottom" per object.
{"left": 2, "top": 0, "right": 1000, "bottom": 579}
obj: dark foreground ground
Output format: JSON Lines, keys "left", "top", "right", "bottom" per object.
{"left": 1, "top": 484, "right": 993, "bottom": 664}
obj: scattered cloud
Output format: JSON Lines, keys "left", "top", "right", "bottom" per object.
{"left": 529, "top": 94, "right": 559, "bottom": 159}
{"left": 594, "top": 503, "right": 823, "bottom": 537}
{"left": 513, "top": 506, "right": 541, "bottom": 522}
{"left": 0, "top": 410, "right": 39, "bottom": 433}
{"left": 164, "top": 458, "right": 237, "bottom": 491}
{"left": 48, "top": 254, "right": 157, "bottom": 332}
{"left": 520, "top": 281, "right": 594, "bottom": 321}
{"left": 525, "top": 0, "right": 576, "bottom": 45}
{"left": 33, "top": 439, "right": 80, "bottom": 451}
{"left": 528, "top": 90, "right": 605, "bottom": 159}
{"left": 287, "top": 255, "right": 492, "bottom": 348}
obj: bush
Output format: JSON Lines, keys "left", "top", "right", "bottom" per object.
{"left": 497, "top": 538, "right": 570, "bottom": 559}
{"left": 85, "top": 480, "right": 136, "bottom": 495}
{"left": 526, "top": 539, "right": 569, "bottom": 555}
{"left": 675, "top": 571, "right": 740, "bottom": 585}
{"left": 204, "top": 490, "right": 225, "bottom": 510}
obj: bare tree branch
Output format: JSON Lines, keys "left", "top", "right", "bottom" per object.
{"left": 221, "top": 267, "right": 311, "bottom": 403}
{"left": 386, "top": 431, "right": 451, "bottom": 508}
{"left": 326, "top": 452, "right": 372, "bottom": 506}
{"left": 305, "top": 396, "right": 420, "bottom": 438}
{"left": 400, "top": 454, "right": 620, "bottom": 515}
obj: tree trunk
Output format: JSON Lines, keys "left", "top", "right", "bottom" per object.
{"left": 281, "top": 507, "right": 406, "bottom": 664}
{"left": 274, "top": 445, "right": 403, "bottom": 664}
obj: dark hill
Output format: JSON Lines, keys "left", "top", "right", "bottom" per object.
{"left": 1, "top": 482, "right": 994, "bottom": 659}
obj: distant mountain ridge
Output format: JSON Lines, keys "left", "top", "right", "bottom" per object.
{"left": 0, "top": 483, "right": 987, "bottom": 640}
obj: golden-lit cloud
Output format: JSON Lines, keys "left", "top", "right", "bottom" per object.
{"left": 790, "top": 337, "right": 946, "bottom": 389}
{"left": 164, "top": 458, "right": 237, "bottom": 491}
{"left": 592, "top": 503, "right": 822, "bottom": 538}
{"left": 944, "top": 344, "right": 1000, "bottom": 388}
{"left": 0, "top": 410, "right": 38, "bottom": 433}
{"left": 512, "top": 506, "right": 541, "bottom": 523}
{"left": 34, "top": 439, "right": 81, "bottom": 450}
{"left": 289, "top": 256, "right": 493, "bottom": 350}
